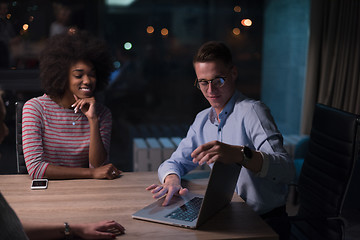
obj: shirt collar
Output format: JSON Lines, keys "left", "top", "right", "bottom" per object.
{"left": 209, "top": 90, "right": 239, "bottom": 125}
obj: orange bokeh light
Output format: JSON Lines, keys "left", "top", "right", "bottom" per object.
{"left": 68, "top": 27, "right": 77, "bottom": 35}
{"left": 161, "top": 28, "right": 168, "bottom": 36}
{"left": 234, "top": 6, "right": 241, "bottom": 13}
{"left": 232, "top": 28, "right": 240, "bottom": 35}
{"left": 147, "top": 26, "right": 154, "bottom": 34}
{"left": 241, "top": 19, "right": 252, "bottom": 27}
{"left": 22, "top": 24, "right": 29, "bottom": 31}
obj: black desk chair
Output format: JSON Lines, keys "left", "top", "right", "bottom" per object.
{"left": 15, "top": 101, "right": 27, "bottom": 174}
{"left": 290, "top": 104, "right": 360, "bottom": 240}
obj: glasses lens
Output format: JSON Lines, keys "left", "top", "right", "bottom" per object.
{"left": 198, "top": 81, "right": 208, "bottom": 88}
{"left": 213, "top": 77, "right": 225, "bottom": 87}
{"left": 197, "top": 77, "right": 225, "bottom": 89}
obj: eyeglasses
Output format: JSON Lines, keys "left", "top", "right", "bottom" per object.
{"left": 194, "top": 77, "right": 226, "bottom": 90}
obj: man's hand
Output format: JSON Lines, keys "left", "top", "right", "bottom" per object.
{"left": 146, "top": 174, "right": 188, "bottom": 206}
{"left": 191, "top": 140, "right": 242, "bottom": 165}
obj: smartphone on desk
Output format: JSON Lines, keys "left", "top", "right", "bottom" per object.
{"left": 31, "top": 179, "right": 48, "bottom": 190}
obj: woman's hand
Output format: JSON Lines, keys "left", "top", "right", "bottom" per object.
{"left": 72, "top": 220, "right": 125, "bottom": 239}
{"left": 72, "top": 95, "right": 97, "bottom": 120}
{"left": 91, "top": 163, "right": 122, "bottom": 180}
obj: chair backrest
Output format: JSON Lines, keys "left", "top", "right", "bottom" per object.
{"left": 294, "top": 103, "right": 360, "bottom": 239}
{"left": 15, "top": 101, "right": 27, "bottom": 174}
{"left": 298, "top": 103, "right": 360, "bottom": 218}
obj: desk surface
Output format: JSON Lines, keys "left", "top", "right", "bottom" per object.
{"left": 0, "top": 172, "right": 277, "bottom": 240}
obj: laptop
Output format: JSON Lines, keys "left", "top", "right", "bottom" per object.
{"left": 132, "top": 161, "right": 241, "bottom": 229}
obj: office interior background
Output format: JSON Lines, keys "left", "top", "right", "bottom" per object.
{"left": 0, "top": 0, "right": 358, "bottom": 172}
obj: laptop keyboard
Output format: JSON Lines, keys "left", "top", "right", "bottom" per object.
{"left": 165, "top": 197, "right": 203, "bottom": 222}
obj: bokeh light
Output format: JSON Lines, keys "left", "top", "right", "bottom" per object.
{"left": 22, "top": 24, "right": 29, "bottom": 31}
{"left": 124, "top": 42, "right": 132, "bottom": 50}
{"left": 241, "top": 19, "right": 252, "bottom": 27}
{"left": 161, "top": 28, "right": 168, "bottom": 36}
{"left": 113, "top": 61, "right": 121, "bottom": 69}
{"left": 68, "top": 27, "right": 77, "bottom": 35}
{"left": 146, "top": 25, "right": 154, "bottom": 34}
{"left": 232, "top": 28, "right": 240, "bottom": 35}
{"left": 234, "top": 6, "right": 241, "bottom": 13}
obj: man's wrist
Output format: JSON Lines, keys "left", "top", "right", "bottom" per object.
{"left": 165, "top": 173, "right": 179, "bottom": 180}
{"left": 164, "top": 173, "right": 180, "bottom": 184}
{"left": 64, "top": 222, "right": 72, "bottom": 239}
{"left": 241, "top": 146, "right": 253, "bottom": 166}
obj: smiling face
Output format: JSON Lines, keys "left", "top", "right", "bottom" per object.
{"left": 66, "top": 60, "right": 96, "bottom": 100}
{"left": 194, "top": 60, "right": 237, "bottom": 116}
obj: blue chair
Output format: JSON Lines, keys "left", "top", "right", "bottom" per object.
{"left": 293, "top": 136, "right": 309, "bottom": 183}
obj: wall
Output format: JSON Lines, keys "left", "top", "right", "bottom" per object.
{"left": 261, "top": 0, "right": 310, "bottom": 134}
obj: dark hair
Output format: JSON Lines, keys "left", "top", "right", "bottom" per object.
{"left": 39, "top": 31, "right": 114, "bottom": 99}
{"left": 193, "top": 41, "right": 233, "bottom": 66}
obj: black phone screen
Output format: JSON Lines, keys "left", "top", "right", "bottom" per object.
{"left": 32, "top": 180, "right": 47, "bottom": 187}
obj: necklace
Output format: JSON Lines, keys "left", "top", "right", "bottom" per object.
{"left": 54, "top": 99, "right": 82, "bottom": 125}
{"left": 52, "top": 96, "right": 82, "bottom": 126}
{"left": 72, "top": 113, "right": 82, "bottom": 125}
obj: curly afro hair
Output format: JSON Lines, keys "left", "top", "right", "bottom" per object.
{"left": 39, "top": 31, "right": 114, "bottom": 99}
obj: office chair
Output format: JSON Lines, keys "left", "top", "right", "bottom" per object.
{"left": 293, "top": 136, "right": 310, "bottom": 183}
{"left": 15, "top": 101, "right": 27, "bottom": 174}
{"left": 290, "top": 104, "right": 360, "bottom": 240}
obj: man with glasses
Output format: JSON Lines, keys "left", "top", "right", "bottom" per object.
{"left": 147, "top": 41, "right": 294, "bottom": 239}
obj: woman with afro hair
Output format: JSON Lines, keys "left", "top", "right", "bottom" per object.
{"left": 22, "top": 30, "right": 122, "bottom": 180}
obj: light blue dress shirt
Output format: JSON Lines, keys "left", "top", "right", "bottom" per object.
{"left": 158, "top": 91, "right": 295, "bottom": 214}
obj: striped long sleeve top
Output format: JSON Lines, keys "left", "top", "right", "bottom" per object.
{"left": 22, "top": 94, "right": 112, "bottom": 179}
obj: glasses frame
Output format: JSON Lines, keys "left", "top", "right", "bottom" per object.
{"left": 194, "top": 77, "right": 227, "bottom": 90}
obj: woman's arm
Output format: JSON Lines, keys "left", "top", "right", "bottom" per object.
{"left": 22, "top": 99, "right": 48, "bottom": 179}
{"left": 43, "top": 163, "right": 121, "bottom": 180}
{"left": 72, "top": 96, "right": 109, "bottom": 167}
{"left": 88, "top": 116, "right": 108, "bottom": 167}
